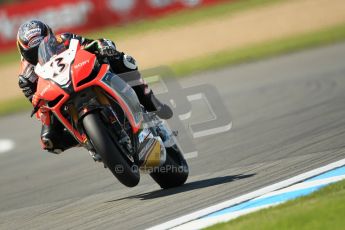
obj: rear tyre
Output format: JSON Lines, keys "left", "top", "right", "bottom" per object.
{"left": 83, "top": 113, "right": 140, "bottom": 187}
{"left": 150, "top": 145, "right": 189, "bottom": 189}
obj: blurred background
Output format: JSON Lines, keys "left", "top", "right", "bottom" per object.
{"left": 0, "top": 0, "right": 345, "bottom": 113}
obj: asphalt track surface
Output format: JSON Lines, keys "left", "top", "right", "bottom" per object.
{"left": 1, "top": 43, "right": 345, "bottom": 229}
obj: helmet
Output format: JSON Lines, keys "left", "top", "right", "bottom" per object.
{"left": 17, "top": 20, "right": 52, "bottom": 65}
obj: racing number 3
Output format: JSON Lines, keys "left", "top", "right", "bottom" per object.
{"left": 51, "top": 57, "right": 66, "bottom": 76}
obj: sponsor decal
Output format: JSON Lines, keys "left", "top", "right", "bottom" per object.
{"left": 149, "top": 0, "right": 201, "bottom": 8}
{"left": 40, "top": 84, "right": 51, "bottom": 97}
{"left": 25, "top": 28, "right": 42, "bottom": 40}
{"left": 56, "top": 35, "right": 63, "bottom": 43}
{"left": 27, "top": 36, "right": 43, "bottom": 48}
{"left": 107, "top": 0, "right": 136, "bottom": 13}
{"left": 74, "top": 59, "right": 90, "bottom": 69}
{"left": 182, "top": 0, "right": 201, "bottom": 7}
{"left": 0, "top": 1, "right": 93, "bottom": 42}
{"left": 0, "top": 0, "right": 224, "bottom": 50}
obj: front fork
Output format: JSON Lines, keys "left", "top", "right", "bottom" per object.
{"left": 66, "top": 87, "right": 115, "bottom": 148}
{"left": 95, "top": 87, "right": 137, "bottom": 161}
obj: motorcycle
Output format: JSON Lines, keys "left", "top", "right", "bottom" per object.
{"left": 32, "top": 34, "right": 189, "bottom": 188}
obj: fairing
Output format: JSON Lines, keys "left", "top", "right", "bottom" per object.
{"left": 72, "top": 49, "right": 97, "bottom": 87}
{"left": 36, "top": 77, "right": 65, "bottom": 102}
{"left": 34, "top": 36, "right": 143, "bottom": 143}
{"left": 37, "top": 34, "right": 67, "bottom": 65}
{"left": 100, "top": 72, "right": 143, "bottom": 130}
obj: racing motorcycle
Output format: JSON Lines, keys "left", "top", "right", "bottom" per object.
{"left": 32, "top": 34, "right": 189, "bottom": 188}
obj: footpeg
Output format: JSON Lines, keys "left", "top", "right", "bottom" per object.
{"left": 89, "top": 150, "right": 102, "bottom": 162}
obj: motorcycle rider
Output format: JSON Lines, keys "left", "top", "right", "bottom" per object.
{"left": 17, "top": 20, "right": 172, "bottom": 154}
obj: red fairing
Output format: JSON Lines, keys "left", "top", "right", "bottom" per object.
{"left": 72, "top": 61, "right": 142, "bottom": 134}
{"left": 34, "top": 78, "right": 85, "bottom": 141}
{"left": 36, "top": 77, "right": 66, "bottom": 101}
{"left": 72, "top": 49, "right": 97, "bottom": 88}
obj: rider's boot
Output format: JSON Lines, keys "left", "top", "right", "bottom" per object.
{"left": 149, "top": 92, "right": 173, "bottom": 120}
{"left": 134, "top": 86, "right": 173, "bottom": 119}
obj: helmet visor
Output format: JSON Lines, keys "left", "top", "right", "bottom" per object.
{"left": 38, "top": 34, "right": 66, "bottom": 65}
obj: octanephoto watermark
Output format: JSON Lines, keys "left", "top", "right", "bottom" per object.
{"left": 114, "top": 164, "right": 189, "bottom": 174}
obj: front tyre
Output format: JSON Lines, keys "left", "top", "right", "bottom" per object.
{"left": 150, "top": 145, "right": 189, "bottom": 189}
{"left": 83, "top": 113, "right": 140, "bottom": 187}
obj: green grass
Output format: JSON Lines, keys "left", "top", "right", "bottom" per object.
{"left": 206, "top": 179, "right": 345, "bottom": 230}
{"left": 0, "top": 50, "right": 19, "bottom": 66}
{"left": 0, "top": 97, "right": 31, "bottom": 116}
{"left": 0, "top": 0, "right": 281, "bottom": 66}
{"left": 171, "top": 23, "right": 345, "bottom": 76}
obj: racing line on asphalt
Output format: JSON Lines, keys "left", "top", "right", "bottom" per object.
{"left": 0, "top": 139, "right": 15, "bottom": 154}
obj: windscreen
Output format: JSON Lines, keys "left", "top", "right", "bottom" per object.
{"left": 101, "top": 72, "right": 143, "bottom": 125}
{"left": 38, "top": 34, "right": 67, "bottom": 65}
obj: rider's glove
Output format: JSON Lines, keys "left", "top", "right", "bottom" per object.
{"left": 97, "top": 39, "right": 117, "bottom": 57}
{"left": 18, "top": 66, "right": 38, "bottom": 102}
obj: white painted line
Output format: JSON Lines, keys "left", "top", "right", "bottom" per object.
{"left": 192, "top": 122, "right": 232, "bottom": 138}
{"left": 147, "top": 158, "right": 345, "bottom": 230}
{"left": 175, "top": 174, "right": 345, "bottom": 230}
{"left": 0, "top": 139, "right": 15, "bottom": 154}
{"left": 145, "top": 75, "right": 169, "bottom": 93}
{"left": 178, "top": 111, "right": 192, "bottom": 121}
{"left": 145, "top": 75, "right": 160, "bottom": 84}
{"left": 256, "top": 174, "right": 345, "bottom": 200}
{"left": 183, "top": 151, "right": 198, "bottom": 159}
{"left": 187, "top": 93, "right": 203, "bottom": 101}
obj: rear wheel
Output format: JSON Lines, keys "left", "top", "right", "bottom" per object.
{"left": 150, "top": 145, "right": 189, "bottom": 189}
{"left": 83, "top": 113, "right": 140, "bottom": 187}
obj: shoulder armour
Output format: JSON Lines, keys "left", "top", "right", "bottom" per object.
{"left": 123, "top": 54, "right": 137, "bottom": 70}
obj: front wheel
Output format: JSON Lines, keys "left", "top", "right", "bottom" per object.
{"left": 150, "top": 145, "right": 189, "bottom": 189}
{"left": 83, "top": 113, "right": 140, "bottom": 187}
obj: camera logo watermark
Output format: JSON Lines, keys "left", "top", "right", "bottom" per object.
{"left": 118, "top": 66, "right": 232, "bottom": 160}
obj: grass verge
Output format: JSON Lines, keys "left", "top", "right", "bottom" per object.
{"left": 0, "top": 0, "right": 281, "bottom": 66}
{"left": 0, "top": 97, "right": 31, "bottom": 116}
{"left": 2, "top": 23, "right": 345, "bottom": 116}
{"left": 206, "top": 179, "right": 345, "bottom": 230}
